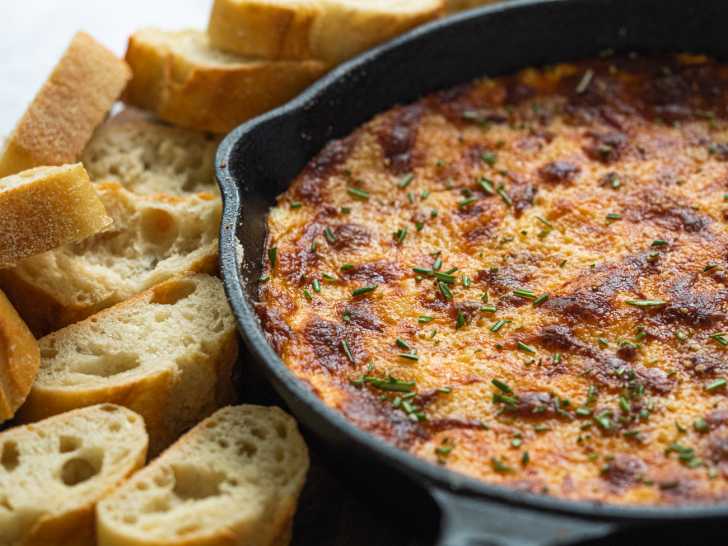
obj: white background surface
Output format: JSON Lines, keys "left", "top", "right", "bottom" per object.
{"left": 1, "top": 0, "right": 211, "bottom": 132}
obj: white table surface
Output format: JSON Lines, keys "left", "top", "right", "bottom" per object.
{"left": 1, "top": 0, "right": 211, "bottom": 132}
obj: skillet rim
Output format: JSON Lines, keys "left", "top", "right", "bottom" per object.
{"left": 216, "top": 0, "right": 728, "bottom": 522}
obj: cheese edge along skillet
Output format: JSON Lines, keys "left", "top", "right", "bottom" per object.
{"left": 217, "top": 1, "right": 728, "bottom": 543}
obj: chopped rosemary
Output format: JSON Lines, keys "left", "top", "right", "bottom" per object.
{"left": 694, "top": 418, "right": 709, "bottom": 433}
{"left": 268, "top": 246, "right": 277, "bottom": 268}
{"left": 347, "top": 187, "right": 370, "bottom": 200}
{"left": 418, "top": 316, "right": 434, "bottom": 324}
{"left": 491, "top": 457, "right": 513, "bottom": 473}
{"left": 533, "top": 293, "right": 549, "bottom": 306}
{"left": 393, "top": 227, "right": 408, "bottom": 244}
{"left": 478, "top": 178, "right": 495, "bottom": 195}
{"left": 625, "top": 299, "right": 666, "bottom": 308}
{"left": 322, "top": 273, "right": 337, "bottom": 281}
{"left": 496, "top": 184, "right": 512, "bottom": 206}
{"left": 575, "top": 69, "right": 594, "bottom": 94}
{"left": 710, "top": 332, "right": 728, "bottom": 346}
{"left": 340, "top": 263, "right": 354, "bottom": 271}
{"left": 303, "top": 288, "right": 313, "bottom": 301}
{"left": 606, "top": 212, "right": 622, "bottom": 221}
{"left": 706, "top": 378, "right": 727, "bottom": 391}
{"left": 323, "top": 227, "right": 337, "bottom": 244}
{"left": 290, "top": 201, "right": 302, "bottom": 209}
{"left": 651, "top": 239, "right": 668, "bottom": 247}
{"left": 352, "top": 285, "right": 377, "bottom": 297}
{"left": 312, "top": 279, "right": 321, "bottom": 293}
{"left": 396, "top": 338, "right": 411, "bottom": 350}
{"left": 517, "top": 341, "right": 536, "bottom": 354}
{"left": 481, "top": 151, "right": 497, "bottom": 166}
{"left": 438, "top": 281, "right": 453, "bottom": 301}
{"left": 459, "top": 197, "right": 478, "bottom": 208}
{"left": 341, "top": 340, "right": 355, "bottom": 363}
{"left": 354, "top": 375, "right": 416, "bottom": 392}
{"left": 513, "top": 287, "right": 536, "bottom": 300}
{"left": 398, "top": 173, "right": 414, "bottom": 188}
{"left": 490, "top": 319, "right": 510, "bottom": 333}
{"left": 491, "top": 378, "right": 512, "bottom": 393}
{"left": 399, "top": 352, "right": 420, "bottom": 361}
{"left": 433, "top": 256, "right": 443, "bottom": 271}
{"left": 481, "top": 304, "right": 497, "bottom": 313}
{"left": 456, "top": 310, "right": 466, "bottom": 329}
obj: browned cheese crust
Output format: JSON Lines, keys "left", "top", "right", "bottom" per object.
{"left": 259, "top": 54, "right": 728, "bottom": 506}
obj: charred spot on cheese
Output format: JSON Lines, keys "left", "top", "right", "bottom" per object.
{"left": 377, "top": 103, "right": 423, "bottom": 174}
{"left": 327, "top": 223, "right": 371, "bottom": 250}
{"left": 255, "top": 303, "right": 293, "bottom": 354}
{"left": 602, "top": 454, "right": 647, "bottom": 490}
{"left": 260, "top": 55, "right": 728, "bottom": 506}
{"left": 539, "top": 160, "right": 582, "bottom": 184}
{"left": 295, "top": 134, "right": 357, "bottom": 204}
{"left": 340, "top": 260, "right": 404, "bottom": 285}
{"left": 583, "top": 130, "right": 629, "bottom": 163}
{"left": 302, "top": 318, "right": 367, "bottom": 372}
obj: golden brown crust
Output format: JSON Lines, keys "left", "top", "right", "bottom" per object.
{"left": 207, "top": 0, "right": 444, "bottom": 65}
{"left": 0, "top": 32, "right": 131, "bottom": 177}
{"left": 261, "top": 54, "right": 728, "bottom": 505}
{"left": 0, "top": 164, "right": 112, "bottom": 269}
{"left": 17, "top": 276, "right": 239, "bottom": 455}
{"left": 123, "top": 29, "right": 327, "bottom": 134}
{"left": 0, "top": 289, "right": 39, "bottom": 422}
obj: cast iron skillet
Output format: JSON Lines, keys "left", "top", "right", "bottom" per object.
{"left": 217, "top": 0, "right": 728, "bottom": 543}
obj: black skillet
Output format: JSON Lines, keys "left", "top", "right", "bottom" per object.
{"left": 216, "top": 0, "right": 728, "bottom": 544}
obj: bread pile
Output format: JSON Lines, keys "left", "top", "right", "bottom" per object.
{"left": 0, "top": 1, "right": 500, "bottom": 544}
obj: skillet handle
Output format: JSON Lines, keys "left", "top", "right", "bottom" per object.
{"left": 430, "top": 487, "right": 617, "bottom": 546}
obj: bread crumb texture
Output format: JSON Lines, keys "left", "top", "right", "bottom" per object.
{"left": 0, "top": 404, "right": 148, "bottom": 546}
{"left": 97, "top": 405, "right": 308, "bottom": 546}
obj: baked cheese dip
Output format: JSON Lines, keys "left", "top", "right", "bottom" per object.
{"left": 259, "top": 54, "right": 728, "bottom": 505}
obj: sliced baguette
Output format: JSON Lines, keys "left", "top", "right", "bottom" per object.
{"left": 0, "top": 181, "right": 220, "bottom": 336}
{"left": 82, "top": 108, "right": 220, "bottom": 196}
{"left": 123, "top": 29, "right": 326, "bottom": 133}
{"left": 444, "top": 0, "right": 501, "bottom": 13}
{"left": 0, "top": 404, "right": 148, "bottom": 546}
{"left": 0, "top": 163, "right": 112, "bottom": 269}
{"left": 0, "top": 32, "right": 131, "bottom": 177}
{"left": 17, "top": 274, "right": 238, "bottom": 454}
{"left": 207, "top": 0, "right": 444, "bottom": 64}
{"left": 0, "top": 289, "right": 39, "bottom": 422}
{"left": 97, "top": 405, "right": 309, "bottom": 546}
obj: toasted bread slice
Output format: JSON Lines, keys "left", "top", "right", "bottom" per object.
{"left": 97, "top": 405, "right": 309, "bottom": 546}
{"left": 82, "top": 108, "right": 220, "bottom": 196}
{"left": 123, "top": 29, "right": 326, "bottom": 133}
{"left": 0, "top": 32, "right": 131, "bottom": 177}
{"left": 0, "top": 404, "right": 148, "bottom": 546}
{"left": 17, "top": 274, "right": 238, "bottom": 454}
{"left": 207, "top": 0, "right": 444, "bottom": 64}
{"left": 0, "top": 163, "right": 112, "bottom": 269}
{"left": 444, "top": 0, "right": 501, "bottom": 13}
{"left": 0, "top": 289, "right": 39, "bottom": 422}
{"left": 0, "top": 182, "right": 220, "bottom": 336}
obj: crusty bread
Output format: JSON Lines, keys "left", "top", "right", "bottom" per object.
{"left": 0, "top": 404, "right": 148, "bottom": 546}
{"left": 0, "top": 289, "right": 39, "bottom": 422}
{"left": 123, "top": 28, "right": 326, "bottom": 133}
{"left": 0, "top": 163, "right": 112, "bottom": 269}
{"left": 207, "top": 0, "right": 444, "bottom": 64}
{"left": 82, "top": 108, "right": 220, "bottom": 196}
{"left": 0, "top": 32, "right": 131, "bottom": 177}
{"left": 0, "top": 181, "right": 220, "bottom": 336}
{"left": 444, "top": 0, "right": 501, "bottom": 13}
{"left": 17, "top": 274, "right": 238, "bottom": 455}
{"left": 96, "top": 405, "right": 309, "bottom": 546}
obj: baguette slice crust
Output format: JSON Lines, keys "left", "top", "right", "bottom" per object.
{"left": 123, "top": 29, "right": 326, "bottom": 134}
{"left": 0, "top": 32, "right": 131, "bottom": 177}
{"left": 444, "top": 0, "right": 501, "bottom": 13}
{"left": 0, "top": 181, "right": 220, "bottom": 336}
{"left": 17, "top": 274, "right": 239, "bottom": 454}
{"left": 0, "top": 164, "right": 112, "bottom": 269}
{"left": 207, "top": 0, "right": 444, "bottom": 64}
{"left": 0, "top": 404, "right": 148, "bottom": 546}
{"left": 82, "top": 108, "right": 220, "bottom": 196}
{"left": 97, "top": 405, "right": 309, "bottom": 546}
{"left": 0, "top": 289, "right": 39, "bottom": 422}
